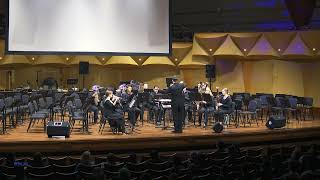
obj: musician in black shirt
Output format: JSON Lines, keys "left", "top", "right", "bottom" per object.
{"left": 148, "top": 86, "right": 163, "bottom": 125}
{"left": 87, "top": 86, "right": 100, "bottom": 123}
{"left": 215, "top": 88, "right": 232, "bottom": 122}
{"left": 121, "top": 85, "right": 141, "bottom": 127}
{"left": 165, "top": 79, "right": 185, "bottom": 133}
{"left": 103, "top": 87, "right": 125, "bottom": 133}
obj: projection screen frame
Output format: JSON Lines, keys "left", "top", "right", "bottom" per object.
{"left": 5, "top": 0, "right": 172, "bottom": 56}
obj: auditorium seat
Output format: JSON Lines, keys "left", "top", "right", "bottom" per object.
{"left": 68, "top": 156, "right": 80, "bottom": 165}
{"left": 26, "top": 165, "right": 53, "bottom": 175}
{"left": 95, "top": 156, "right": 107, "bottom": 164}
{"left": 196, "top": 173, "right": 211, "bottom": 180}
{"left": 77, "top": 171, "right": 93, "bottom": 179}
{"left": 149, "top": 167, "right": 173, "bottom": 179}
{"left": 47, "top": 156, "right": 69, "bottom": 166}
{"left": 159, "top": 153, "right": 176, "bottom": 161}
{"left": 176, "top": 174, "right": 192, "bottom": 180}
{"left": 152, "top": 175, "right": 168, "bottom": 180}
{"left": 148, "top": 161, "right": 172, "bottom": 171}
{"left": 127, "top": 169, "right": 148, "bottom": 179}
{"left": 0, "top": 165, "right": 16, "bottom": 179}
{"left": 54, "top": 172, "right": 77, "bottom": 180}
{"left": 126, "top": 161, "right": 148, "bottom": 172}
{"left": 107, "top": 162, "right": 125, "bottom": 172}
{"left": 247, "top": 148, "right": 263, "bottom": 157}
{"left": 53, "top": 164, "right": 76, "bottom": 174}
{"left": 0, "top": 141, "right": 318, "bottom": 179}
{"left": 104, "top": 170, "right": 119, "bottom": 179}
{"left": 27, "top": 172, "right": 54, "bottom": 180}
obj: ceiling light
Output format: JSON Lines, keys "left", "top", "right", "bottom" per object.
{"left": 209, "top": 49, "right": 213, "bottom": 52}
{"left": 174, "top": 58, "right": 178, "bottom": 61}
{"left": 313, "top": 48, "right": 316, "bottom": 51}
{"left": 66, "top": 57, "right": 69, "bottom": 60}
{"left": 243, "top": 49, "right": 247, "bottom": 52}
{"left": 278, "top": 49, "right": 281, "bottom": 52}
{"left": 32, "top": 57, "right": 35, "bottom": 60}
{"left": 138, "top": 58, "right": 142, "bottom": 61}
{"left": 0, "top": 57, "right": 2, "bottom": 60}
{"left": 102, "top": 58, "right": 105, "bottom": 61}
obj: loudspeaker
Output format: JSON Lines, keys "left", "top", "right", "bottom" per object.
{"left": 47, "top": 121, "right": 70, "bottom": 138}
{"left": 266, "top": 116, "right": 286, "bottom": 129}
{"left": 285, "top": 0, "right": 316, "bottom": 29}
{"left": 213, "top": 122, "right": 224, "bottom": 133}
{"left": 79, "top": 62, "right": 89, "bottom": 74}
{"left": 205, "top": 65, "right": 216, "bottom": 78}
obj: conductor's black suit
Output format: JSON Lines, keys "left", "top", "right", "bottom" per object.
{"left": 166, "top": 82, "right": 185, "bottom": 133}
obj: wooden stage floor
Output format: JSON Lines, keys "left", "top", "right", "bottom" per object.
{"left": 1, "top": 118, "right": 320, "bottom": 153}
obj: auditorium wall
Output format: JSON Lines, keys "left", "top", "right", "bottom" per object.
{"left": 301, "top": 62, "right": 320, "bottom": 107}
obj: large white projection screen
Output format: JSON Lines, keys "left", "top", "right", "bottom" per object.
{"left": 8, "top": 0, "right": 170, "bottom": 55}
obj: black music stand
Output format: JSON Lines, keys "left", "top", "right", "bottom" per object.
{"left": 202, "top": 94, "right": 212, "bottom": 103}
{"left": 137, "top": 92, "right": 149, "bottom": 126}
{"left": 154, "top": 94, "right": 174, "bottom": 130}
{"left": 67, "top": 78, "right": 78, "bottom": 89}
{"left": 189, "top": 92, "right": 203, "bottom": 126}
{"left": 62, "top": 96, "right": 74, "bottom": 121}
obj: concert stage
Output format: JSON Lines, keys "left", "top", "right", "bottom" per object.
{"left": 1, "top": 119, "right": 320, "bottom": 153}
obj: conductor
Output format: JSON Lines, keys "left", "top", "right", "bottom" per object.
{"left": 166, "top": 78, "right": 185, "bottom": 133}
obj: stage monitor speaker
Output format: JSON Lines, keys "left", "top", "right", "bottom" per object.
{"left": 266, "top": 115, "right": 286, "bottom": 129}
{"left": 47, "top": 121, "right": 70, "bottom": 138}
{"left": 79, "top": 62, "right": 89, "bottom": 74}
{"left": 285, "top": 0, "right": 316, "bottom": 29}
{"left": 205, "top": 65, "right": 216, "bottom": 79}
{"left": 213, "top": 122, "right": 224, "bottom": 133}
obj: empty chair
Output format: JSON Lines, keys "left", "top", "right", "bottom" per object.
{"left": 67, "top": 104, "right": 88, "bottom": 133}
{"left": 4, "top": 97, "right": 17, "bottom": 128}
{"left": 27, "top": 102, "right": 48, "bottom": 132}
{"left": 239, "top": 100, "right": 258, "bottom": 127}
{"left": 303, "top": 97, "right": 315, "bottom": 120}
{"left": 284, "top": 97, "right": 300, "bottom": 123}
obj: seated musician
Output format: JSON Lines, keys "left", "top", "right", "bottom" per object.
{"left": 197, "top": 82, "right": 213, "bottom": 128}
{"left": 87, "top": 85, "right": 100, "bottom": 123}
{"left": 215, "top": 88, "right": 232, "bottom": 122}
{"left": 121, "top": 85, "right": 141, "bottom": 127}
{"left": 103, "top": 87, "right": 125, "bottom": 134}
{"left": 148, "top": 85, "right": 163, "bottom": 126}
{"left": 199, "top": 84, "right": 216, "bottom": 128}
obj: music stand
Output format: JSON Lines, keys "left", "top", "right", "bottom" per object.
{"left": 144, "top": 89, "right": 153, "bottom": 93}
{"left": 67, "top": 78, "right": 78, "bottom": 90}
{"left": 202, "top": 94, "right": 212, "bottom": 103}
{"left": 137, "top": 92, "right": 149, "bottom": 126}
